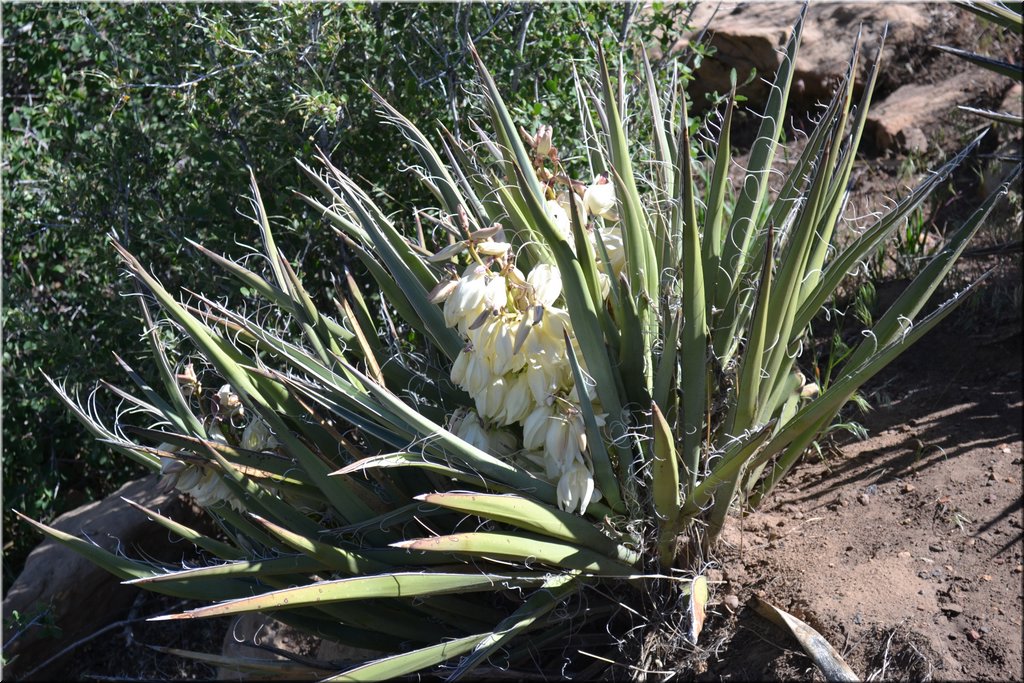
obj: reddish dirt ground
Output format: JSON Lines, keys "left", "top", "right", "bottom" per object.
{"left": 700, "top": 313, "right": 1023, "bottom": 682}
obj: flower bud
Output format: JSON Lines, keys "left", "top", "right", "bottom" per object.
{"left": 800, "top": 382, "right": 820, "bottom": 399}
{"left": 535, "top": 124, "right": 553, "bottom": 157}
{"left": 474, "top": 239, "right": 512, "bottom": 257}
{"left": 426, "top": 241, "right": 468, "bottom": 262}
{"left": 428, "top": 277, "right": 459, "bottom": 304}
{"left": 176, "top": 362, "right": 200, "bottom": 398}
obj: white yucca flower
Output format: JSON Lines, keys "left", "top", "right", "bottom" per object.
{"left": 544, "top": 199, "right": 571, "bottom": 242}
{"left": 527, "top": 263, "right": 562, "bottom": 307}
{"left": 557, "top": 458, "right": 598, "bottom": 515}
{"left": 498, "top": 373, "right": 533, "bottom": 426}
{"left": 522, "top": 404, "right": 556, "bottom": 451}
{"left": 556, "top": 190, "right": 587, "bottom": 227}
{"left": 597, "top": 225, "right": 625, "bottom": 276}
{"left": 583, "top": 172, "right": 617, "bottom": 220}
{"left": 241, "top": 416, "right": 278, "bottom": 452}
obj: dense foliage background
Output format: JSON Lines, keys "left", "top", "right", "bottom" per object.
{"left": 2, "top": 2, "right": 704, "bottom": 588}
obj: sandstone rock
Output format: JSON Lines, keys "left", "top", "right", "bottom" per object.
{"left": 671, "top": 3, "right": 1009, "bottom": 154}
{"left": 866, "top": 74, "right": 976, "bottom": 154}
{"left": 675, "top": 2, "right": 932, "bottom": 109}
{"left": 1, "top": 475, "right": 202, "bottom": 680}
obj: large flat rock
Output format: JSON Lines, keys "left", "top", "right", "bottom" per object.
{"left": 2, "top": 475, "right": 202, "bottom": 680}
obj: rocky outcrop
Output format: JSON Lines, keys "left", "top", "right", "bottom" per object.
{"left": 2, "top": 475, "right": 202, "bottom": 680}
{"left": 672, "top": 2, "right": 1005, "bottom": 153}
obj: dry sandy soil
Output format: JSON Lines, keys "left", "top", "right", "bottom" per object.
{"left": 17, "top": 3, "right": 1024, "bottom": 681}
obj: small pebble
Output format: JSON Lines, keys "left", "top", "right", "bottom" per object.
{"left": 898, "top": 551, "right": 912, "bottom": 558}
{"left": 857, "top": 493, "right": 870, "bottom": 506}
{"left": 1014, "top": 564, "right": 1023, "bottom": 574}
{"left": 723, "top": 594, "right": 740, "bottom": 612}
{"left": 902, "top": 482, "right": 916, "bottom": 493}
{"left": 981, "top": 574, "right": 992, "bottom": 581}
{"left": 967, "top": 629, "right": 982, "bottom": 642}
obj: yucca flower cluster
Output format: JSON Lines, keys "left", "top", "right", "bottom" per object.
{"left": 432, "top": 141, "right": 623, "bottom": 514}
{"left": 158, "top": 381, "right": 279, "bottom": 509}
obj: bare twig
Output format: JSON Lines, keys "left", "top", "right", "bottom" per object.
{"left": 21, "top": 600, "right": 191, "bottom": 680}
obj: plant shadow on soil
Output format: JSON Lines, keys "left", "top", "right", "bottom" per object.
{"left": 682, "top": 314, "right": 1023, "bottom": 682}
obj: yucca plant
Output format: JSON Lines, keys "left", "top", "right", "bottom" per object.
{"left": 24, "top": 10, "right": 1022, "bottom": 681}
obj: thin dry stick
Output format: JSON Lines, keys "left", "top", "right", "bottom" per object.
{"left": 21, "top": 600, "right": 190, "bottom": 680}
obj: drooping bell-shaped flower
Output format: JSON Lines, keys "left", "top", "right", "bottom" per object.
{"left": 523, "top": 404, "right": 556, "bottom": 451}
{"left": 557, "top": 191, "right": 587, "bottom": 230}
{"left": 597, "top": 225, "right": 626, "bottom": 276}
{"left": 584, "top": 172, "right": 618, "bottom": 220}
{"left": 241, "top": 416, "right": 278, "bottom": 452}
{"left": 470, "top": 316, "right": 519, "bottom": 377}
{"left": 544, "top": 200, "right": 571, "bottom": 242}
{"left": 443, "top": 263, "right": 489, "bottom": 329}
{"left": 474, "top": 375, "right": 507, "bottom": 421}
{"left": 557, "top": 458, "right": 597, "bottom": 514}
{"left": 527, "top": 263, "right": 562, "bottom": 308}
{"left": 498, "top": 371, "right": 533, "bottom": 426}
